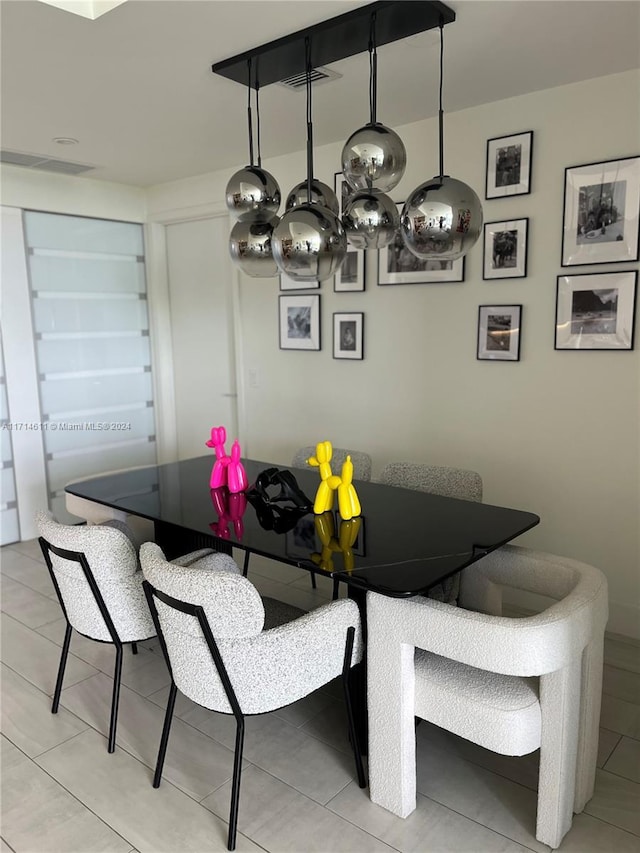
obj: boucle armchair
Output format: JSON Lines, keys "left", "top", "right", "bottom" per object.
{"left": 367, "top": 545, "right": 608, "bottom": 849}
{"left": 140, "top": 541, "right": 366, "bottom": 852}
{"left": 36, "top": 510, "right": 230, "bottom": 753}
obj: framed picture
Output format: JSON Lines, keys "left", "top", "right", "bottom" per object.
{"left": 485, "top": 131, "right": 533, "bottom": 199}
{"left": 334, "top": 249, "right": 365, "bottom": 292}
{"left": 333, "top": 312, "right": 364, "bottom": 360}
{"left": 279, "top": 273, "right": 320, "bottom": 291}
{"left": 555, "top": 270, "right": 637, "bottom": 350}
{"left": 483, "top": 218, "right": 529, "bottom": 279}
{"left": 279, "top": 294, "right": 321, "bottom": 351}
{"left": 477, "top": 304, "right": 522, "bottom": 361}
{"left": 285, "top": 515, "right": 317, "bottom": 559}
{"left": 334, "top": 170, "right": 354, "bottom": 218}
{"left": 561, "top": 156, "right": 640, "bottom": 266}
{"left": 379, "top": 205, "right": 465, "bottom": 285}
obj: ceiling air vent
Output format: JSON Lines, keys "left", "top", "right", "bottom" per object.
{"left": 0, "top": 149, "right": 95, "bottom": 175}
{"left": 278, "top": 66, "right": 342, "bottom": 91}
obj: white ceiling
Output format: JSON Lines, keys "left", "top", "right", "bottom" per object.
{"left": 1, "top": 0, "right": 638, "bottom": 187}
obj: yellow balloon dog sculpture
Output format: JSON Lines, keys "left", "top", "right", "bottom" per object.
{"left": 307, "top": 441, "right": 361, "bottom": 520}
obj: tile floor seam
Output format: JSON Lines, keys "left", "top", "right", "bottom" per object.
{"left": 0, "top": 836, "right": 17, "bottom": 853}
{"left": 418, "top": 792, "right": 544, "bottom": 853}
{"left": 599, "top": 764, "right": 640, "bottom": 785}
{"left": 5, "top": 731, "right": 136, "bottom": 853}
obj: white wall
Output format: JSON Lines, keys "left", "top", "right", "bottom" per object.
{"left": 148, "top": 70, "right": 640, "bottom": 638}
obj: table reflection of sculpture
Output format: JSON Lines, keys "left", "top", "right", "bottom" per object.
{"left": 205, "top": 425, "right": 247, "bottom": 493}
{"left": 308, "top": 440, "right": 361, "bottom": 520}
{"left": 311, "top": 511, "right": 362, "bottom": 574}
{"left": 210, "top": 487, "right": 247, "bottom": 539}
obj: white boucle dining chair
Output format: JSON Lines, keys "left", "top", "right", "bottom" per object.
{"left": 36, "top": 510, "right": 228, "bottom": 753}
{"left": 378, "top": 462, "right": 483, "bottom": 603}
{"left": 140, "top": 541, "right": 366, "bottom": 852}
{"left": 366, "top": 545, "right": 608, "bottom": 849}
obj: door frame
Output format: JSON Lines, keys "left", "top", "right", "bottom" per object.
{"left": 145, "top": 201, "right": 245, "bottom": 462}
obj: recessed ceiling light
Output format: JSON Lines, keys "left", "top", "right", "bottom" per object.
{"left": 37, "top": 1, "right": 127, "bottom": 20}
{"left": 53, "top": 137, "right": 79, "bottom": 145}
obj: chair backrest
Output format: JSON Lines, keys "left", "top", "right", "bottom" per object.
{"left": 291, "top": 446, "right": 372, "bottom": 481}
{"left": 35, "top": 509, "right": 154, "bottom": 642}
{"left": 140, "top": 542, "right": 264, "bottom": 710}
{"left": 379, "top": 463, "right": 483, "bottom": 502}
{"left": 369, "top": 545, "right": 608, "bottom": 677}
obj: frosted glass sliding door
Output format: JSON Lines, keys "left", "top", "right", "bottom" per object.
{"left": 23, "top": 212, "right": 156, "bottom": 522}
{"left": 0, "top": 334, "right": 20, "bottom": 544}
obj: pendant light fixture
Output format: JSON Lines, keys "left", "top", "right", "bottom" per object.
{"left": 401, "top": 19, "right": 482, "bottom": 262}
{"left": 228, "top": 61, "right": 281, "bottom": 278}
{"left": 341, "top": 13, "right": 401, "bottom": 250}
{"left": 273, "top": 38, "right": 347, "bottom": 283}
{"left": 341, "top": 13, "right": 406, "bottom": 195}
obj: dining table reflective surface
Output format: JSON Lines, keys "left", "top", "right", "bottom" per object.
{"left": 66, "top": 455, "right": 540, "bottom": 598}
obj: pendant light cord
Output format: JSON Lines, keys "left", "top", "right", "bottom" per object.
{"left": 246, "top": 58, "right": 255, "bottom": 167}
{"left": 305, "top": 36, "right": 314, "bottom": 199}
{"left": 255, "top": 81, "right": 262, "bottom": 168}
{"left": 438, "top": 17, "right": 445, "bottom": 180}
{"left": 368, "top": 13, "right": 378, "bottom": 126}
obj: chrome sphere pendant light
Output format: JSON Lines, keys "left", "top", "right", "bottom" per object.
{"left": 341, "top": 13, "right": 406, "bottom": 195}
{"left": 342, "top": 15, "right": 400, "bottom": 250}
{"left": 402, "top": 20, "right": 482, "bottom": 262}
{"left": 227, "top": 64, "right": 280, "bottom": 277}
{"left": 226, "top": 61, "right": 280, "bottom": 221}
{"left": 273, "top": 38, "right": 346, "bottom": 282}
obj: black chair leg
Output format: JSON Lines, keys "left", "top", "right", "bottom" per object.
{"left": 52, "top": 622, "right": 73, "bottom": 713}
{"left": 153, "top": 681, "right": 177, "bottom": 788}
{"left": 310, "top": 571, "right": 317, "bottom": 590}
{"left": 242, "top": 551, "right": 250, "bottom": 578}
{"left": 108, "top": 643, "right": 124, "bottom": 753}
{"left": 131, "top": 642, "right": 138, "bottom": 655}
{"left": 342, "top": 627, "right": 366, "bottom": 788}
{"left": 332, "top": 579, "right": 340, "bottom": 600}
{"left": 227, "top": 716, "right": 245, "bottom": 852}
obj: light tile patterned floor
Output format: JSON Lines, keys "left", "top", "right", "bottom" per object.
{"left": 1, "top": 542, "right": 639, "bottom": 853}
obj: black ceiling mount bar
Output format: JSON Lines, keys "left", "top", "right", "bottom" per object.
{"left": 211, "top": 1, "right": 455, "bottom": 90}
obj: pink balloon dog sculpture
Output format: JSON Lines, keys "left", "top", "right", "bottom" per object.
{"left": 205, "top": 426, "right": 248, "bottom": 493}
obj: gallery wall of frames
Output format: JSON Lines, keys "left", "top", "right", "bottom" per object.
{"left": 277, "top": 136, "right": 638, "bottom": 362}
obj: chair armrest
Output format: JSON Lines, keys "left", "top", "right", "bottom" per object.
{"left": 367, "top": 585, "right": 603, "bottom": 677}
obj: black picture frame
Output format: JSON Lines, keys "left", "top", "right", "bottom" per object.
{"left": 278, "top": 294, "right": 321, "bottom": 351}
{"left": 333, "top": 312, "right": 364, "bottom": 360}
{"left": 555, "top": 270, "right": 637, "bottom": 350}
{"left": 485, "top": 131, "right": 533, "bottom": 199}
{"left": 482, "top": 218, "right": 529, "bottom": 280}
{"left": 477, "top": 304, "right": 522, "bottom": 361}
{"left": 378, "top": 204, "right": 465, "bottom": 285}
{"left": 561, "top": 156, "right": 640, "bottom": 267}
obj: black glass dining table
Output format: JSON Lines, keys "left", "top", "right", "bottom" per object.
{"left": 65, "top": 455, "right": 540, "bottom": 598}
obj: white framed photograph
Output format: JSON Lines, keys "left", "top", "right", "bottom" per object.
{"left": 333, "top": 312, "right": 363, "bottom": 360}
{"left": 477, "top": 304, "right": 522, "bottom": 361}
{"left": 555, "top": 270, "right": 637, "bottom": 351}
{"left": 279, "top": 294, "right": 321, "bottom": 351}
{"left": 334, "top": 170, "right": 354, "bottom": 218}
{"left": 334, "top": 249, "right": 365, "bottom": 292}
{"left": 485, "top": 131, "right": 533, "bottom": 199}
{"left": 483, "top": 218, "right": 529, "bottom": 279}
{"left": 279, "top": 273, "right": 320, "bottom": 291}
{"left": 561, "top": 156, "right": 640, "bottom": 266}
{"left": 379, "top": 205, "right": 465, "bottom": 285}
